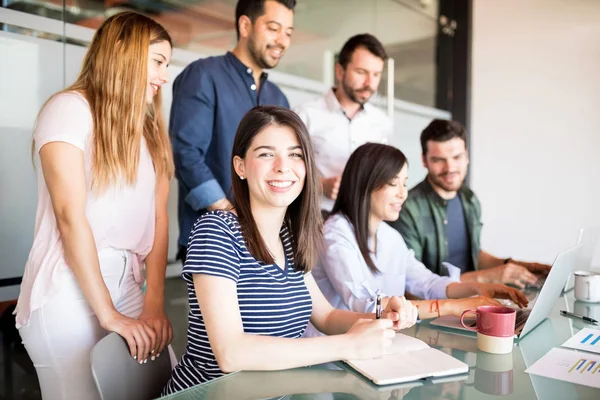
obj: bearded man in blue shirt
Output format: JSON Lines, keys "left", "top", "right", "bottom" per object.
{"left": 170, "top": 0, "right": 294, "bottom": 261}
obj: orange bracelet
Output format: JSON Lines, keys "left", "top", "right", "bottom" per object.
{"left": 429, "top": 300, "right": 440, "bottom": 317}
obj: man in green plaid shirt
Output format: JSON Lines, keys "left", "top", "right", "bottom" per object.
{"left": 390, "top": 119, "right": 551, "bottom": 289}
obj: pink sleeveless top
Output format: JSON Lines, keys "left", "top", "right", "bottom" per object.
{"left": 15, "top": 92, "right": 156, "bottom": 328}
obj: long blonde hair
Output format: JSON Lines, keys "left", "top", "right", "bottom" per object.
{"left": 36, "top": 11, "right": 174, "bottom": 192}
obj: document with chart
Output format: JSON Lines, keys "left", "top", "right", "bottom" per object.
{"left": 561, "top": 328, "right": 600, "bottom": 354}
{"left": 525, "top": 347, "right": 600, "bottom": 388}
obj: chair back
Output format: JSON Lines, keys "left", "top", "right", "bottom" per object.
{"left": 91, "top": 332, "right": 172, "bottom": 400}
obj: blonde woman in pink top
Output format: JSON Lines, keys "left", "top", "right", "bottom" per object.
{"left": 16, "top": 12, "right": 175, "bottom": 399}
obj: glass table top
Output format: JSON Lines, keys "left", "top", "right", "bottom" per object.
{"left": 160, "top": 290, "right": 600, "bottom": 400}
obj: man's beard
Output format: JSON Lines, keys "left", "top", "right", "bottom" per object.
{"left": 342, "top": 79, "right": 375, "bottom": 105}
{"left": 429, "top": 172, "right": 463, "bottom": 192}
{"left": 248, "top": 35, "right": 282, "bottom": 69}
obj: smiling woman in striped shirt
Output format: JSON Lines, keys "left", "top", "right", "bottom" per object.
{"left": 162, "top": 106, "right": 419, "bottom": 394}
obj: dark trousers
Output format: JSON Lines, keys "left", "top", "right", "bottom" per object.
{"left": 176, "top": 246, "right": 187, "bottom": 264}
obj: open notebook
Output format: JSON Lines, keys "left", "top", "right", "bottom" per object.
{"left": 345, "top": 333, "right": 469, "bottom": 385}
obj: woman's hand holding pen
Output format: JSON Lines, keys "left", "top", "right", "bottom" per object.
{"left": 382, "top": 296, "right": 418, "bottom": 331}
{"left": 343, "top": 296, "right": 418, "bottom": 360}
{"left": 345, "top": 318, "right": 396, "bottom": 360}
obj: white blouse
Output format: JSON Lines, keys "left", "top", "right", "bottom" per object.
{"left": 312, "top": 214, "right": 457, "bottom": 318}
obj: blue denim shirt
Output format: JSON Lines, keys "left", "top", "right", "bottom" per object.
{"left": 170, "top": 52, "right": 290, "bottom": 247}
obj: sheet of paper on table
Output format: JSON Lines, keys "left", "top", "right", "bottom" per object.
{"left": 525, "top": 347, "right": 600, "bottom": 389}
{"left": 562, "top": 327, "right": 600, "bottom": 354}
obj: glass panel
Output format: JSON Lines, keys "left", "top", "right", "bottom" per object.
{"left": 3, "top": 0, "right": 439, "bottom": 106}
{"left": 0, "top": 27, "right": 66, "bottom": 298}
{"left": 377, "top": 0, "right": 438, "bottom": 107}
{"left": 3, "top": 0, "right": 64, "bottom": 22}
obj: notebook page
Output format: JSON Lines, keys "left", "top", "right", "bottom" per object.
{"left": 347, "top": 348, "right": 468, "bottom": 385}
{"left": 384, "top": 333, "right": 430, "bottom": 355}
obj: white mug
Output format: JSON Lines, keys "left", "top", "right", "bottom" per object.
{"left": 573, "top": 271, "right": 600, "bottom": 303}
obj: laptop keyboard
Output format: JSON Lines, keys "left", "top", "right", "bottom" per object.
{"left": 515, "top": 309, "right": 531, "bottom": 327}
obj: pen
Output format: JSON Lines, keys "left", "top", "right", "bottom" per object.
{"left": 560, "top": 310, "right": 598, "bottom": 324}
{"left": 376, "top": 294, "right": 382, "bottom": 319}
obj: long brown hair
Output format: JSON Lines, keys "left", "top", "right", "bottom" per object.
{"left": 331, "top": 143, "right": 408, "bottom": 273}
{"left": 231, "top": 106, "right": 322, "bottom": 273}
{"left": 35, "top": 11, "right": 174, "bottom": 191}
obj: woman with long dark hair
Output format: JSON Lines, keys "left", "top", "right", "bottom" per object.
{"left": 308, "top": 143, "right": 527, "bottom": 328}
{"left": 163, "top": 107, "right": 418, "bottom": 394}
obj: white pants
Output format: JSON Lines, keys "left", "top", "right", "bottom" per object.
{"left": 19, "top": 248, "right": 145, "bottom": 400}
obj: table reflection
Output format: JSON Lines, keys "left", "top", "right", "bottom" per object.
{"left": 162, "top": 291, "right": 600, "bottom": 400}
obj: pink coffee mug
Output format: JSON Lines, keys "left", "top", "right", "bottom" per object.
{"left": 460, "top": 306, "right": 516, "bottom": 338}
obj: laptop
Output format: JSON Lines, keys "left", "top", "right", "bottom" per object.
{"left": 563, "top": 225, "right": 600, "bottom": 292}
{"left": 430, "top": 243, "right": 582, "bottom": 339}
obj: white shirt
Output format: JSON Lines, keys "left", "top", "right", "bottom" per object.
{"left": 294, "top": 89, "right": 392, "bottom": 211}
{"left": 305, "top": 214, "right": 456, "bottom": 337}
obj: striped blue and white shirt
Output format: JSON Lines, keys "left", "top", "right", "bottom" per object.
{"left": 163, "top": 210, "right": 313, "bottom": 394}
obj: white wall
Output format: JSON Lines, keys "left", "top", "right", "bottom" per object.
{"left": 471, "top": 0, "right": 600, "bottom": 265}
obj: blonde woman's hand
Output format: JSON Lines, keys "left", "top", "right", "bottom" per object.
{"left": 101, "top": 311, "right": 156, "bottom": 363}
{"left": 383, "top": 296, "right": 418, "bottom": 330}
{"left": 138, "top": 307, "right": 173, "bottom": 359}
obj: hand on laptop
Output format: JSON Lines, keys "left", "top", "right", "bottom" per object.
{"left": 514, "top": 260, "right": 552, "bottom": 276}
{"left": 473, "top": 283, "right": 529, "bottom": 308}
{"left": 480, "top": 263, "right": 539, "bottom": 289}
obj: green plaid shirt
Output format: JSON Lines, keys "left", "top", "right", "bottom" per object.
{"left": 390, "top": 178, "right": 482, "bottom": 276}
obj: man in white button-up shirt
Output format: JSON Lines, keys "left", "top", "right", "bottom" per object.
{"left": 295, "top": 34, "right": 393, "bottom": 214}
